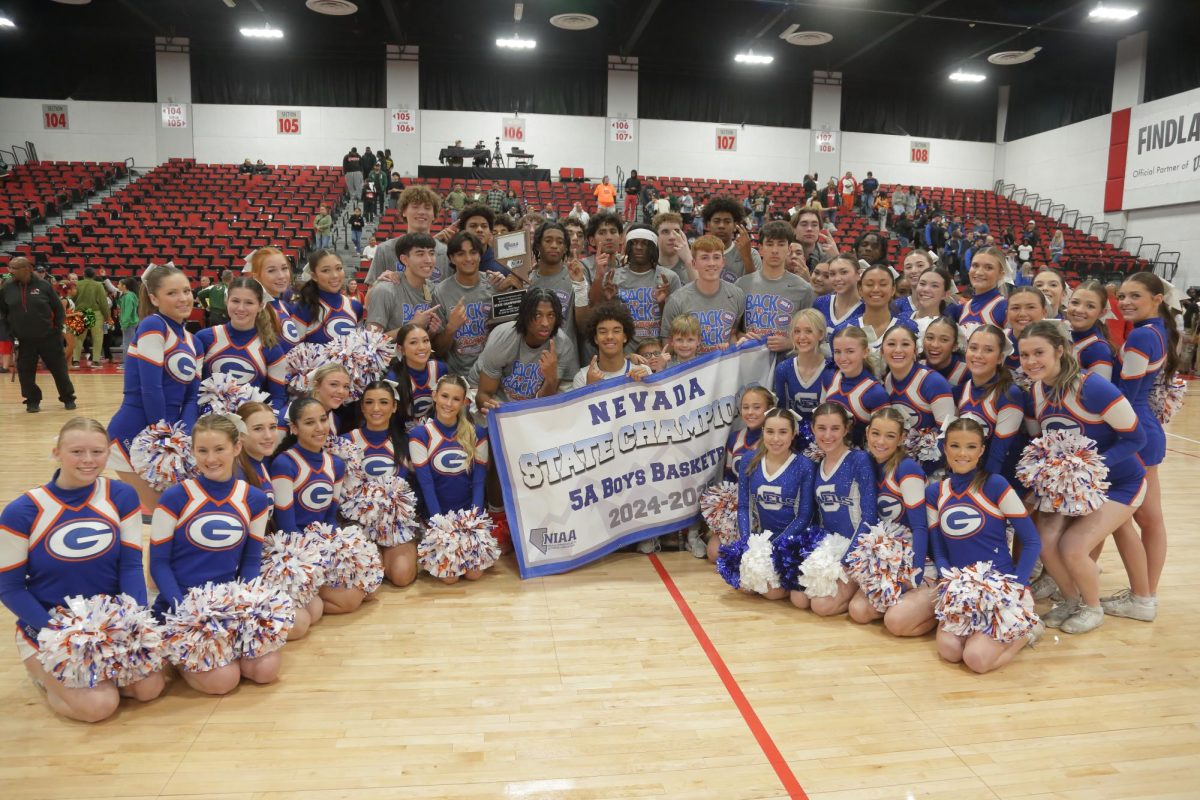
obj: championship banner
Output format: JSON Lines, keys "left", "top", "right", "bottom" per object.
{"left": 490, "top": 341, "right": 773, "bottom": 578}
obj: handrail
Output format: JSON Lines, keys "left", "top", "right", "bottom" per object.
{"left": 1120, "top": 235, "right": 1143, "bottom": 255}
{"left": 1138, "top": 242, "right": 1161, "bottom": 264}
{"left": 1063, "top": 209, "right": 1079, "bottom": 228}
{"left": 25, "top": 141, "right": 38, "bottom": 163}
{"left": 1091, "top": 221, "right": 1110, "bottom": 241}
{"left": 13, "top": 145, "right": 28, "bottom": 164}
{"left": 1077, "top": 215, "right": 1093, "bottom": 235}
{"left": 1155, "top": 252, "right": 1179, "bottom": 281}
{"left": 1049, "top": 203, "right": 1065, "bottom": 221}
{"left": 1106, "top": 228, "right": 1125, "bottom": 247}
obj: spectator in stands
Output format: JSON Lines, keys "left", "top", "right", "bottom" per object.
{"left": 486, "top": 182, "right": 506, "bottom": 214}
{"left": 366, "top": 233, "right": 442, "bottom": 336}
{"left": 593, "top": 175, "right": 617, "bottom": 213}
{"left": 116, "top": 277, "right": 139, "bottom": 368}
{"left": 623, "top": 171, "right": 642, "bottom": 220}
{"left": 874, "top": 192, "right": 891, "bottom": 230}
{"left": 860, "top": 172, "right": 879, "bottom": 216}
{"left": 653, "top": 191, "right": 670, "bottom": 218}
{"left": 972, "top": 218, "right": 990, "bottom": 237}
{"left": 894, "top": 212, "right": 914, "bottom": 247}
{"left": 0, "top": 257, "right": 76, "bottom": 412}
{"left": 366, "top": 164, "right": 388, "bottom": 219}
{"left": 1016, "top": 240, "right": 1034, "bottom": 270}
{"left": 239, "top": 158, "right": 255, "bottom": 175}
{"left": 72, "top": 267, "right": 110, "bottom": 369}
{"left": 925, "top": 214, "right": 948, "bottom": 253}
{"left": 361, "top": 146, "right": 376, "bottom": 178}
{"left": 198, "top": 268, "right": 233, "bottom": 328}
{"left": 382, "top": 149, "right": 394, "bottom": 173}
{"left": 447, "top": 184, "right": 467, "bottom": 224}
{"left": 254, "top": 159, "right": 270, "bottom": 175}
{"left": 342, "top": 147, "right": 363, "bottom": 200}
{"left": 1021, "top": 220, "right": 1039, "bottom": 247}
{"left": 369, "top": 185, "right": 449, "bottom": 286}
{"left": 362, "top": 176, "right": 379, "bottom": 223}
{"left": 942, "top": 229, "right": 967, "bottom": 282}
{"left": 348, "top": 207, "right": 365, "bottom": 256}
{"left": 1001, "top": 225, "right": 1016, "bottom": 249}
{"left": 640, "top": 183, "right": 657, "bottom": 223}
{"left": 568, "top": 202, "right": 589, "bottom": 227}
{"left": 679, "top": 188, "right": 694, "bottom": 228}
{"left": 822, "top": 179, "right": 840, "bottom": 226}
{"left": 388, "top": 173, "right": 404, "bottom": 208}
{"left": 542, "top": 202, "right": 558, "bottom": 222}
{"left": 839, "top": 171, "right": 858, "bottom": 215}
{"left": 313, "top": 204, "right": 333, "bottom": 249}
{"left": 1049, "top": 229, "right": 1065, "bottom": 264}
{"left": 892, "top": 186, "right": 909, "bottom": 219}
{"left": 347, "top": 279, "right": 367, "bottom": 306}
{"left": 362, "top": 235, "right": 379, "bottom": 262}
{"left": 502, "top": 189, "right": 523, "bottom": 217}
{"left": 702, "top": 196, "right": 760, "bottom": 282}
{"left": 803, "top": 174, "right": 818, "bottom": 201}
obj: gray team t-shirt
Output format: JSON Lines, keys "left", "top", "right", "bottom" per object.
{"left": 469, "top": 320, "right": 579, "bottom": 402}
{"left": 433, "top": 276, "right": 495, "bottom": 376}
{"left": 366, "top": 236, "right": 449, "bottom": 285}
{"left": 735, "top": 270, "right": 815, "bottom": 340}
{"left": 612, "top": 265, "right": 681, "bottom": 341}
{"left": 365, "top": 278, "right": 433, "bottom": 332}
{"left": 529, "top": 264, "right": 578, "bottom": 346}
{"left": 721, "top": 244, "right": 762, "bottom": 284}
{"left": 660, "top": 259, "right": 692, "bottom": 287}
{"left": 660, "top": 281, "right": 746, "bottom": 354}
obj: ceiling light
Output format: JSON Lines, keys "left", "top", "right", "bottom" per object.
{"left": 949, "top": 70, "right": 986, "bottom": 83}
{"left": 496, "top": 36, "right": 536, "bottom": 49}
{"left": 1089, "top": 5, "right": 1138, "bottom": 21}
{"left": 240, "top": 26, "right": 284, "bottom": 39}
{"left": 735, "top": 52, "right": 774, "bottom": 65}
{"left": 0, "top": 16, "right": 15, "bottom": 28}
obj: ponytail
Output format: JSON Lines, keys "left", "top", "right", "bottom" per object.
{"left": 274, "top": 396, "right": 323, "bottom": 456}
{"left": 434, "top": 375, "right": 478, "bottom": 467}
{"left": 1123, "top": 272, "right": 1181, "bottom": 379}
{"left": 228, "top": 276, "right": 280, "bottom": 348}
{"left": 138, "top": 263, "right": 185, "bottom": 319}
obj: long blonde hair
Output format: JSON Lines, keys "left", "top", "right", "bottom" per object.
{"left": 788, "top": 308, "right": 827, "bottom": 355}
{"left": 435, "top": 375, "right": 479, "bottom": 465}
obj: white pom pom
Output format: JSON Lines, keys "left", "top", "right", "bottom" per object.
{"left": 935, "top": 560, "right": 1039, "bottom": 643}
{"left": 324, "top": 436, "right": 367, "bottom": 496}
{"left": 1010, "top": 367, "right": 1033, "bottom": 392}
{"left": 802, "top": 439, "right": 825, "bottom": 463}
{"left": 843, "top": 521, "right": 917, "bottom": 612}
{"left": 309, "top": 523, "right": 384, "bottom": 594}
{"left": 36, "top": 594, "right": 164, "bottom": 689}
{"left": 198, "top": 373, "right": 270, "bottom": 415}
{"left": 1016, "top": 429, "right": 1110, "bottom": 516}
{"left": 285, "top": 343, "right": 327, "bottom": 394}
{"left": 323, "top": 329, "right": 396, "bottom": 399}
{"left": 233, "top": 577, "right": 295, "bottom": 659}
{"left": 903, "top": 426, "right": 942, "bottom": 463}
{"left": 418, "top": 509, "right": 499, "bottom": 579}
{"left": 161, "top": 582, "right": 241, "bottom": 672}
{"left": 129, "top": 421, "right": 196, "bottom": 491}
{"left": 737, "top": 532, "right": 781, "bottom": 594}
{"left": 340, "top": 474, "right": 421, "bottom": 547}
{"left": 699, "top": 482, "right": 739, "bottom": 545}
{"left": 260, "top": 531, "right": 328, "bottom": 604}
{"left": 1149, "top": 375, "right": 1187, "bottom": 425}
{"left": 798, "top": 533, "right": 851, "bottom": 598}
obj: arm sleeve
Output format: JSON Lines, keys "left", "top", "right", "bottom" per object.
{"left": 0, "top": 504, "right": 52, "bottom": 632}
{"left": 409, "top": 433, "right": 443, "bottom": 517}
{"left": 270, "top": 459, "right": 298, "bottom": 533}
{"left": 366, "top": 241, "right": 393, "bottom": 285}
{"left": 900, "top": 474, "right": 929, "bottom": 584}
{"left": 984, "top": 400, "right": 1026, "bottom": 475}
{"left": 847, "top": 452, "right": 880, "bottom": 550}
{"left": 737, "top": 459, "right": 752, "bottom": 537}
{"left": 1090, "top": 361, "right": 1114, "bottom": 382}
{"left": 998, "top": 487, "right": 1040, "bottom": 584}
{"left": 925, "top": 485, "right": 949, "bottom": 574}
{"left": 772, "top": 362, "right": 788, "bottom": 408}
{"left": 778, "top": 460, "right": 815, "bottom": 540}
{"left": 148, "top": 508, "right": 185, "bottom": 609}
{"left": 131, "top": 323, "right": 168, "bottom": 423}
{"left": 116, "top": 500, "right": 148, "bottom": 606}
{"left": 472, "top": 433, "right": 489, "bottom": 511}
{"left": 238, "top": 508, "right": 268, "bottom": 580}
{"left": 930, "top": 394, "right": 957, "bottom": 426}
{"left": 179, "top": 371, "right": 200, "bottom": 431}
{"left": 265, "top": 349, "right": 290, "bottom": 423}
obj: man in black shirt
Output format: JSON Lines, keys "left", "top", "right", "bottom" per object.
{"left": 342, "top": 147, "right": 363, "bottom": 202}
{"left": 0, "top": 257, "right": 76, "bottom": 412}
{"left": 623, "top": 170, "right": 642, "bottom": 222}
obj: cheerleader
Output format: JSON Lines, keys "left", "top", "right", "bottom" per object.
{"left": 1018, "top": 321, "right": 1146, "bottom": 634}
{"left": 1105, "top": 272, "right": 1179, "bottom": 621}
{"left": 0, "top": 418, "right": 164, "bottom": 722}
{"left": 958, "top": 326, "right": 1026, "bottom": 478}
{"left": 343, "top": 380, "right": 417, "bottom": 587}
{"left": 882, "top": 324, "right": 955, "bottom": 431}
{"left": 928, "top": 418, "right": 1041, "bottom": 674}
{"left": 1004, "top": 286, "right": 1049, "bottom": 370}
{"left": 234, "top": 401, "right": 277, "bottom": 498}
{"left": 309, "top": 363, "right": 352, "bottom": 436}
{"left": 385, "top": 323, "right": 447, "bottom": 427}
{"left": 150, "top": 414, "right": 275, "bottom": 695}
{"left": 793, "top": 402, "right": 878, "bottom": 614}
{"left": 812, "top": 253, "right": 865, "bottom": 344}
{"left": 408, "top": 375, "right": 490, "bottom": 584}
{"left": 195, "top": 277, "right": 289, "bottom": 422}
{"left": 920, "top": 315, "right": 969, "bottom": 388}
{"left": 772, "top": 309, "right": 832, "bottom": 446}
{"left": 733, "top": 408, "right": 815, "bottom": 597}
{"left": 271, "top": 398, "right": 359, "bottom": 614}
{"left": 1032, "top": 268, "right": 1068, "bottom": 318}
{"left": 910, "top": 268, "right": 961, "bottom": 332}
{"left": 246, "top": 246, "right": 304, "bottom": 348}
{"left": 724, "top": 385, "right": 771, "bottom": 482}
{"left": 292, "top": 249, "right": 362, "bottom": 345}
{"left": 821, "top": 325, "right": 889, "bottom": 445}
{"left": 107, "top": 263, "right": 199, "bottom": 513}
{"left": 956, "top": 247, "right": 1008, "bottom": 328}
{"left": 848, "top": 408, "right": 936, "bottom": 636}
{"left": 1066, "top": 279, "right": 1118, "bottom": 381}
{"left": 846, "top": 264, "right": 914, "bottom": 352}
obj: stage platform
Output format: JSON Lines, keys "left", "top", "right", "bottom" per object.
{"left": 417, "top": 165, "right": 552, "bottom": 182}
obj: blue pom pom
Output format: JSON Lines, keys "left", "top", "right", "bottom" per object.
{"left": 716, "top": 535, "right": 749, "bottom": 589}
{"left": 771, "top": 524, "right": 829, "bottom": 591}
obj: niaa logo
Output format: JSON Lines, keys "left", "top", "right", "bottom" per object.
{"left": 299, "top": 481, "right": 334, "bottom": 511}
{"left": 166, "top": 351, "right": 198, "bottom": 382}
{"left": 877, "top": 494, "right": 903, "bottom": 522}
{"left": 186, "top": 513, "right": 245, "bottom": 550}
{"left": 433, "top": 449, "right": 469, "bottom": 475}
{"left": 1042, "top": 414, "right": 1080, "bottom": 434}
{"left": 47, "top": 520, "right": 114, "bottom": 559}
{"left": 324, "top": 316, "right": 356, "bottom": 338}
{"left": 361, "top": 455, "right": 394, "bottom": 478}
{"left": 209, "top": 354, "right": 257, "bottom": 384}
{"left": 940, "top": 506, "right": 984, "bottom": 538}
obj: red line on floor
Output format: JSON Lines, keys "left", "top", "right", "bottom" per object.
{"left": 1167, "top": 448, "right": 1200, "bottom": 460}
{"left": 649, "top": 554, "right": 808, "bottom": 800}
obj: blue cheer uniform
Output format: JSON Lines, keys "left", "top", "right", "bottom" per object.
{"left": 957, "top": 376, "right": 1027, "bottom": 478}
{"left": 293, "top": 289, "right": 362, "bottom": 345}
{"left": 1071, "top": 326, "right": 1116, "bottom": 382}
{"left": 814, "top": 449, "right": 878, "bottom": 546}
{"left": 875, "top": 458, "right": 930, "bottom": 581}
{"left": 737, "top": 453, "right": 815, "bottom": 539}
{"left": 1116, "top": 318, "right": 1167, "bottom": 467}
{"left": 821, "top": 369, "right": 890, "bottom": 445}
{"left": 270, "top": 446, "right": 346, "bottom": 532}
{"left": 926, "top": 470, "right": 1040, "bottom": 584}
{"left": 724, "top": 426, "right": 761, "bottom": 483}
{"left": 956, "top": 287, "right": 1007, "bottom": 328}
{"left": 343, "top": 426, "right": 409, "bottom": 482}
{"left": 813, "top": 294, "right": 865, "bottom": 346}
{"left": 408, "top": 418, "right": 488, "bottom": 516}
{"left": 195, "top": 323, "right": 289, "bottom": 422}
{"left": 922, "top": 352, "right": 969, "bottom": 389}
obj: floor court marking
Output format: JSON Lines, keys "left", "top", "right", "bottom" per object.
{"left": 648, "top": 554, "right": 808, "bottom": 800}
{"left": 1165, "top": 431, "right": 1200, "bottom": 446}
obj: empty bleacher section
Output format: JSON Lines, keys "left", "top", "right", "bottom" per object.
{"left": 0, "top": 159, "right": 343, "bottom": 279}
{"left": 0, "top": 160, "right": 128, "bottom": 236}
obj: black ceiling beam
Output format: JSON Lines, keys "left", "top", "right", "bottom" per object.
{"left": 620, "top": 0, "right": 663, "bottom": 57}
{"left": 833, "top": 0, "right": 951, "bottom": 71}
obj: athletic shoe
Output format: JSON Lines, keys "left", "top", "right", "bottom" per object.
{"left": 1032, "top": 572, "right": 1059, "bottom": 600}
{"left": 1100, "top": 588, "right": 1157, "bottom": 622}
{"left": 636, "top": 537, "right": 660, "bottom": 554}
{"left": 1061, "top": 604, "right": 1105, "bottom": 634}
{"left": 87, "top": 362, "right": 102, "bottom": 369}
{"left": 1026, "top": 619, "right": 1046, "bottom": 648}
{"left": 685, "top": 527, "right": 707, "bottom": 559}
{"left": 26, "top": 403, "right": 40, "bottom": 413}
{"left": 1042, "top": 596, "right": 1080, "bottom": 629}
{"left": 64, "top": 401, "right": 77, "bottom": 410}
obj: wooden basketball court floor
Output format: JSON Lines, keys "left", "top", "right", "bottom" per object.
{"left": 1, "top": 372, "right": 1197, "bottom": 800}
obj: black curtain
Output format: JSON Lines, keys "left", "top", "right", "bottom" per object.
{"left": 1004, "top": 78, "right": 1111, "bottom": 141}
{"left": 841, "top": 78, "right": 996, "bottom": 142}
{"left": 1145, "top": 29, "right": 1200, "bottom": 102}
{"left": 191, "top": 45, "right": 384, "bottom": 108}
{"left": 0, "top": 33, "right": 154, "bottom": 101}
{"left": 420, "top": 56, "right": 604, "bottom": 116}
{"left": 637, "top": 69, "right": 810, "bottom": 129}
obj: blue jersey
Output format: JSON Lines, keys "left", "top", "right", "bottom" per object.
{"left": 195, "top": 324, "right": 289, "bottom": 421}
{"left": 926, "top": 471, "right": 1039, "bottom": 584}
{"left": 922, "top": 352, "right": 969, "bottom": 389}
{"left": 875, "top": 458, "right": 930, "bottom": 579}
{"left": 813, "top": 294, "right": 865, "bottom": 345}
{"left": 737, "top": 454, "right": 814, "bottom": 539}
{"left": 343, "top": 426, "right": 409, "bottom": 482}
{"left": 0, "top": 476, "right": 144, "bottom": 642}
{"left": 724, "top": 426, "right": 761, "bottom": 482}
{"left": 821, "top": 369, "right": 889, "bottom": 444}
{"left": 107, "top": 313, "right": 199, "bottom": 459}
{"left": 957, "top": 377, "right": 1026, "bottom": 476}
{"left": 956, "top": 287, "right": 1007, "bottom": 328}
{"left": 1117, "top": 318, "right": 1167, "bottom": 467}
{"left": 386, "top": 359, "right": 448, "bottom": 423}
{"left": 884, "top": 364, "right": 955, "bottom": 432}
{"left": 773, "top": 358, "right": 832, "bottom": 427}
{"left": 1071, "top": 327, "right": 1116, "bottom": 382}
{"left": 293, "top": 290, "right": 363, "bottom": 345}
{"left": 270, "top": 446, "right": 346, "bottom": 532}
{"left": 150, "top": 475, "right": 270, "bottom": 612}
{"left": 813, "top": 449, "right": 878, "bottom": 546}
{"left": 270, "top": 296, "right": 304, "bottom": 349}
{"left": 408, "top": 418, "right": 488, "bottom": 516}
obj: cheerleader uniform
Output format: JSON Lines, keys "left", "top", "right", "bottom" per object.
{"left": 1117, "top": 318, "right": 1167, "bottom": 467}
{"left": 408, "top": 418, "right": 488, "bottom": 516}
{"left": 957, "top": 288, "right": 1007, "bottom": 329}
{"left": 0, "top": 476, "right": 144, "bottom": 660}
{"left": 1072, "top": 327, "right": 1116, "bottom": 382}
{"left": 884, "top": 364, "right": 955, "bottom": 433}
{"left": 270, "top": 446, "right": 346, "bottom": 533}
{"left": 293, "top": 290, "right": 363, "bottom": 345}
{"left": 923, "top": 352, "right": 969, "bottom": 389}
{"left": 814, "top": 449, "right": 878, "bottom": 545}
{"left": 149, "top": 475, "right": 270, "bottom": 614}
{"left": 1026, "top": 373, "right": 1148, "bottom": 506}
{"left": 821, "top": 370, "right": 890, "bottom": 445}
{"left": 774, "top": 359, "right": 832, "bottom": 449}
{"left": 724, "top": 426, "right": 762, "bottom": 482}
{"left": 195, "top": 324, "right": 289, "bottom": 422}
{"left": 846, "top": 311, "right": 917, "bottom": 353}
{"left": 343, "top": 426, "right": 408, "bottom": 482}
{"left": 813, "top": 294, "right": 865, "bottom": 345}
{"left": 244, "top": 457, "right": 274, "bottom": 507}
{"left": 107, "top": 313, "right": 199, "bottom": 472}
{"left": 926, "top": 470, "right": 1040, "bottom": 584}
{"left": 736, "top": 454, "right": 815, "bottom": 539}
{"left": 268, "top": 295, "right": 304, "bottom": 349}
{"left": 957, "top": 378, "right": 1026, "bottom": 477}
{"left": 1004, "top": 329, "right": 1022, "bottom": 371}
{"left": 875, "top": 458, "right": 930, "bottom": 581}
{"left": 385, "top": 359, "right": 448, "bottom": 424}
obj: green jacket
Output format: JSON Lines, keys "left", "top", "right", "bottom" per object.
{"left": 117, "top": 291, "right": 140, "bottom": 329}
{"left": 447, "top": 190, "right": 466, "bottom": 210}
{"left": 314, "top": 213, "right": 333, "bottom": 234}
{"left": 74, "top": 278, "right": 110, "bottom": 317}
{"left": 198, "top": 283, "right": 229, "bottom": 314}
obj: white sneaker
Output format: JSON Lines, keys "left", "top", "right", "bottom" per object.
{"left": 636, "top": 537, "right": 660, "bottom": 554}
{"left": 1026, "top": 619, "right": 1046, "bottom": 648}
{"left": 1061, "top": 603, "right": 1105, "bottom": 634}
{"left": 1032, "top": 572, "right": 1059, "bottom": 600}
{"left": 1100, "top": 588, "right": 1157, "bottom": 622}
{"left": 1042, "top": 596, "right": 1080, "bottom": 629}
{"left": 685, "top": 528, "right": 707, "bottom": 559}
